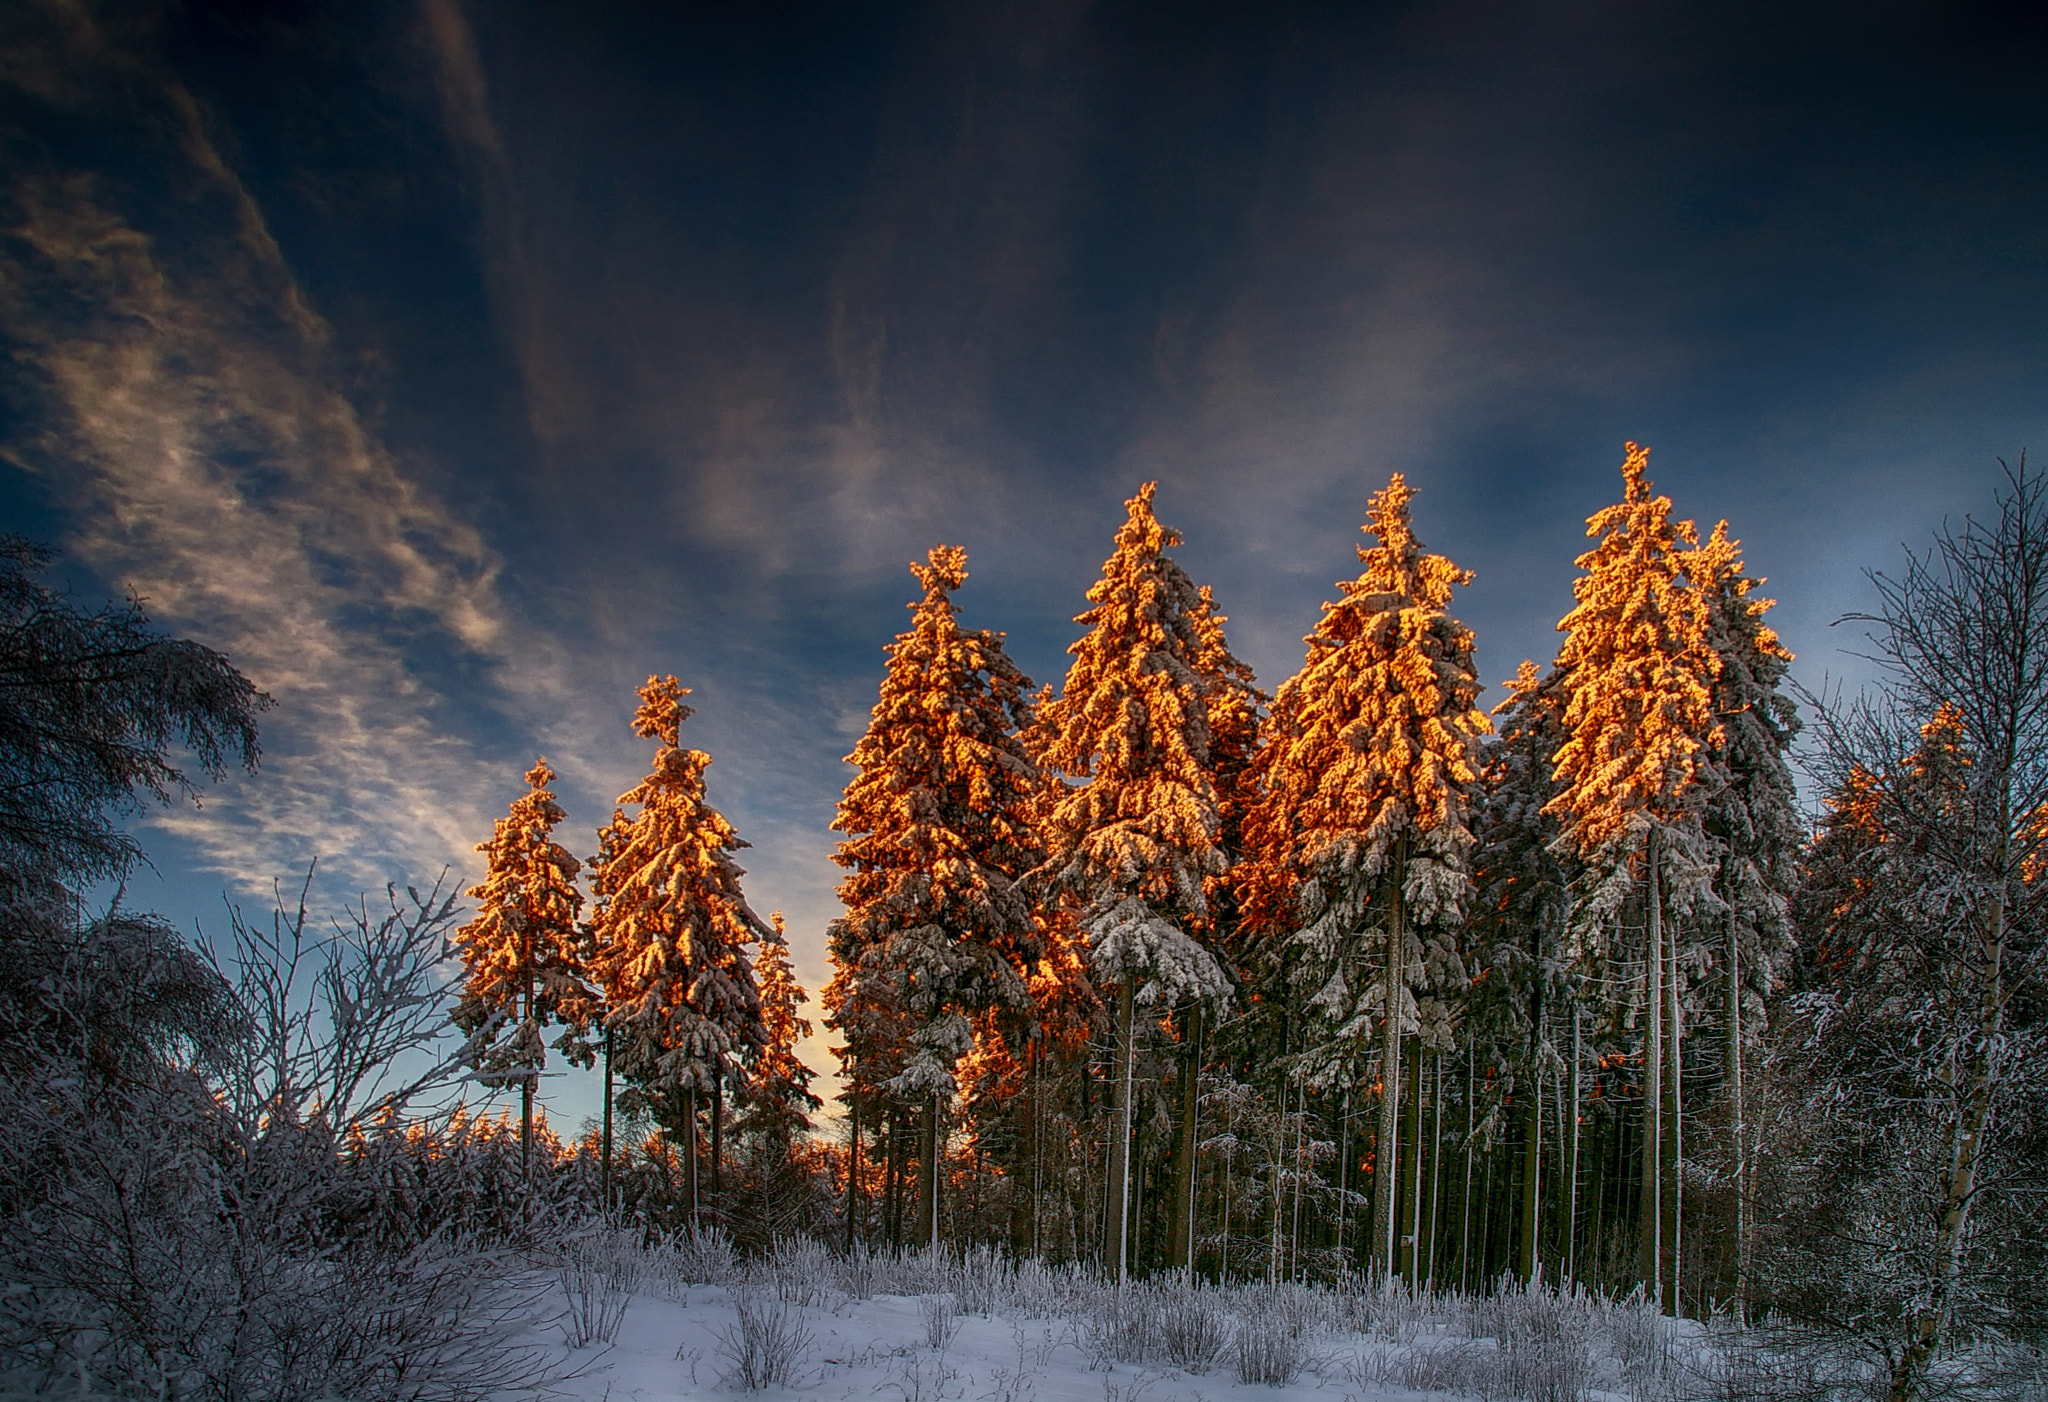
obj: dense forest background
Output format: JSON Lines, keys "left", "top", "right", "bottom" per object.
{"left": 1, "top": 449, "right": 2041, "bottom": 1402}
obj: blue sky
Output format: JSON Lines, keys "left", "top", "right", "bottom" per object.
{"left": 5, "top": 0, "right": 2047, "bottom": 1128}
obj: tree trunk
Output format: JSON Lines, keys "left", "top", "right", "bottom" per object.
{"left": 1107, "top": 982, "right": 1136, "bottom": 1280}
{"left": 1886, "top": 890, "right": 2007, "bottom": 1402}
{"left": 1518, "top": 1061, "right": 1541, "bottom": 1281}
{"left": 1427, "top": 1051, "right": 1444, "bottom": 1286}
{"left": 1171, "top": 1003, "right": 1204, "bottom": 1277}
{"left": 1404, "top": 1040, "right": 1424, "bottom": 1281}
{"left": 1640, "top": 829, "right": 1665, "bottom": 1308}
{"left": 711, "top": 1078, "right": 724, "bottom": 1216}
{"left": 1373, "top": 868, "right": 1407, "bottom": 1284}
{"left": 923, "top": 1088, "right": 943, "bottom": 1252}
{"left": 601, "top": 1027, "right": 615, "bottom": 1215}
{"left": 845, "top": 1097, "right": 862, "bottom": 1252}
{"left": 1461, "top": 1046, "right": 1475, "bottom": 1293}
{"left": 684, "top": 1085, "right": 701, "bottom": 1225}
{"left": 1725, "top": 911, "right": 1745, "bottom": 1317}
{"left": 1667, "top": 914, "right": 1684, "bottom": 1314}
{"left": 1568, "top": 1004, "right": 1582, "bottom": 1286}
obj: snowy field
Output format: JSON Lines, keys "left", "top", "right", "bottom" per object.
{"left": 526, "top": 1234, "right": 1728, "bottom": 1402}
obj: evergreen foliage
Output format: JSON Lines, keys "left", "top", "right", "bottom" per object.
{"left": 589, "top": 677, "right": 768, "bottom": 1121}
{"left": 452, "top": 758, "right": 594, "bottom": 1166}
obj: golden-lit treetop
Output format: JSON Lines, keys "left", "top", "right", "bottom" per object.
{"left": 743, "top": 912, "right": 821, "bottom": 1133}
{"left": 1034, "top": 482, "right": 1232, "bottom": 1003}
{"left": 1240, "top": 474, "right": 1487, "bottom": 1081}
{"left": 453, "top": 757, "right": 593, "bottom": 1080}
{"left": 825, "top": 545, "right": 1039, "bottom": 1102}
{"left": 1247, "top": 472, "right": 1490, "bottom": 906}
{"left": 589, "top": 675, "right": 767, "bottom": 1100}
{"left": 1547, "top": 443, "right": 1721, "bottom": 856}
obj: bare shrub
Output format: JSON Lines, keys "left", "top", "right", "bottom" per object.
{"left": 950, "top": 1244, "right": 1015, "bottom": 1316}
{"left": 671, "top": 1221, "right": 738, "bottom": 1285}
{"left": 1151, "top": 1285, "right": 1231, "bottom": 1372}
{"left": 1232, "top": 1300, "right": 1306, "bottom": 1387}
{"left": 1075, "top": 1287, "right": 1156, "bottom": 1369}
{"left": 763, "top": 1236, "right": 838, "bottom": 1308}
{"left": 557, "top": 1226, "right": 643, "bottom": 1348}
{"left": 716, "top": 1290, "right": 815, "bottom": 1390}
{"left": 839, "top": 1242, "right": 884, "bottom": 1300}
{"left": 922, "top": 1294, "right": 961, "bottom": 1352}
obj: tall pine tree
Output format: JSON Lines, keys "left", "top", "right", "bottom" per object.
{"left": 452, "top": 757, "right": 593, "bottom": 1176}
{"left": 1472, "top": 661, "right": 1575, "bottom": 1282}
{"left": 1034, "top": 483, "right": 1234, "bottom": 1280}
{"left": 1546, "top": 443, "right": 1721, "bottom": 1309}
{"left": 825, "top": 546, "right": 1040, "bottom": 1251}
{"left": 589, "top": 676, "right": 769, "bottom": 1222}
{"left": 1241, "top": 473, "right": 1488, "bottom": 1284}
{"left": 1688, "top": 520, "right": 1800, "bottom": 1311}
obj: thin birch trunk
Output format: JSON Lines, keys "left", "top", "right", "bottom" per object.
{"left": 1640, "top": 829, "right": 1665, "bottom": 1308}
{"left": 1374, "top": 865, "right": 1407, "bottom": 1284}
{"left": 1107, "top": 982, "right": 1136, "bottom": 1280}
{"left": 1886, "top": 890, "right": 2007, "bottom": 1402}
{"left": 1725, "top": 911, "right": 1745, "bottom": 1317}
{"left": 600, "top": 1026, "right": 614, "bottom": 1216}
{"left": 1668, "top": 914, "right": 1683, "bottom": 1314}
{"left": 1568, "top": 1005, "right": 1582, "bottom": 1286}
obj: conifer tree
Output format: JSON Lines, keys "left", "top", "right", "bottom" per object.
{"left": 452, "top": 757, "right": 593, "bottom": 1176}
{"left": 588, "top": 676, "right": 769, "bottom": 1222}
{"left": 744, "top": 912, "right": 821, "bottom": 1142}
{"left": 1687, "top": 521, "right": 1800, "bottom": 1311}
{"left": 1174, "top": 579, "right": 1265, "bottom": 1275}
{"left": 1546, "top": 443, "right": 1721, "bottom": 1309}
{"left": 1242, "top": 473, "right": 1488, "bottom": 1284}
{"left": 1473, "top": 662, "right": 1574, "bottom": 1282}
{"left": 825, "top": 546, "right": 1040, "bottom": 1251}
{"left": 1034, "top": 483, "right": 1234, "bottom": 1280}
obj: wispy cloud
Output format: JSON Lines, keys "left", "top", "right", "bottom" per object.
{"left": 0, "top": 13, "right": 541, "bottom": 897}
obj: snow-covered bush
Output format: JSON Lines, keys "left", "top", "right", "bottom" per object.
{"left": 948, "top": 1243, "right": 1015, "bottom": 1316}
{"left": 556, "top": 1225, "right": 644, "bottom": 1347}
{"left": 716, "top": 1290, "right": 815, "bottom": 1389}
{"left": 837, "top": 1241, "right": 884, "bottom": 1300}
{"left": 669, "top": 1220, "right": 738, "bottom": 1285}
{"left": 758, "top": 1236, "right": 837, "bottom": 1308}
{"left": 1074, "top": 1285, "right": 1156, "bottom": 1368}
{"left": 0, "top": 880, "right": 557, "bottom": 1402}
{"left": 1231, "top": 1295, "right": 1308, "bottom": 1386}
{"left": 920, "top": 1293, "right": 960, "bottom": 1351}
{"left": 1150, "top": 1282, "right": 1231, "bottom": 1371}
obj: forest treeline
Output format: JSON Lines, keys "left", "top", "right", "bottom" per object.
{"left": 0, "top": 446, "right": 2042, "bottom": 1402}
{"left": 440, "top": 446, "right": 2044, "bottom": 1398}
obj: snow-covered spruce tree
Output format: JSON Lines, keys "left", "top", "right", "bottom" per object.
{"left": 1241, "top": 473, "right": 1487, "bottom": 1285}
{"left": 1546, "top": 442, "right": 1721, "bottom": 1310}
{"left": 588, "top": 676, "right": 768, "bottom": 1223}
{"left": 727, "top": 912, "right": 826, "bottom": 1246}
{"left": 1784, "top": 461, "right": 2048, "bottom": 1402}
{"left": 1033, "top": 483, "right": 1234, "bottom": 1280}
{"left": 825, "top": 546, "right": 1040, "bottom": 1251}
{"left": 1687, "top": 520, "right": 1801, "bottom": 1312}
{"left": 452, "top": 758, "right": 594, "bottom": 1176}
{"left": 1471, "top": 659, "right": 1575, "bottom": 1283}
{"left": 1174, "top": 576, "right": 1265, "bottom": 1275}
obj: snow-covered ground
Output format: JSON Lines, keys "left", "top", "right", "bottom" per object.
{"left": 528, "top": 1236, "right": 1709, "bottom": 1402}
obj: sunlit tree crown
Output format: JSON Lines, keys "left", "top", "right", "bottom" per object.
{"left": 1249, "top": 472, "right": 1489, "bottom": 893}
{"left": 744, "top": 912, "right": 821, "bottom": 1133}
{"left": 1546, "top": 443, "right": 1721, "bottom": 858}
{"left": 453, "top": 757, "right": 593, "bottom": 1080}
{"left": 825, "top": 545, "right": 1040, "bottom": 1103}
{"left": 1034, "top": 482, "right": 1231, "bottom": 1005}
{"left": 1241, "top": 474, "right": 1487, "bottom": 1080}
{"left": 589, "top": 675, "right": 766, "bottom": 1100}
